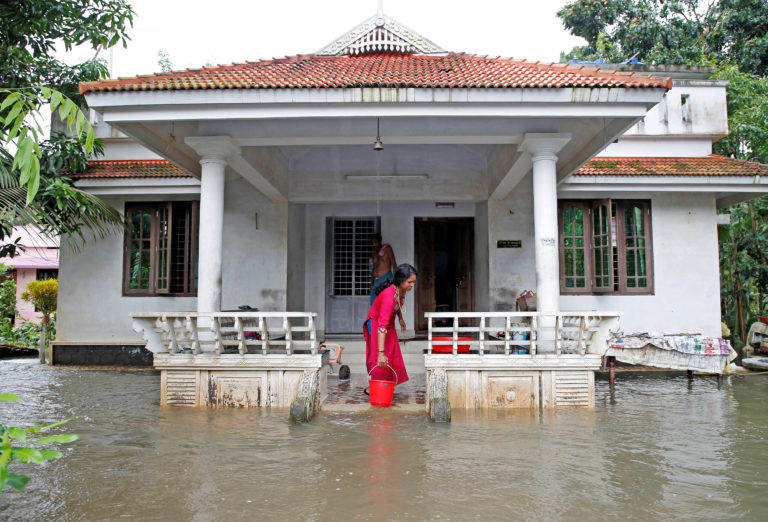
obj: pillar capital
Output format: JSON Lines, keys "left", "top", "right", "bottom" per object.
{"left": 185, "top": 136, "right": 241, "bottom": 165}
{"left": 520, "top": 133, "right": 572, "bottom": 163}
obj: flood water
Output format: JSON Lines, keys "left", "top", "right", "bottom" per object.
{"left": 1, "top": 359, "right": 768, "bottom": 521}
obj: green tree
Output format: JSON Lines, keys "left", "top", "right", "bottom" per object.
{"left": 0, "top": 0, "right": 133, "bottom": 251}
{"left": 21, "top": 279, "right": 56, "bottom": 363}
{"left": 557, "top": 0, "right": 768, "bottom": 76}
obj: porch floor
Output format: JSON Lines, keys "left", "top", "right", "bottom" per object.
{"left": 322, "top": 372, "right": 426, "bottom": 413}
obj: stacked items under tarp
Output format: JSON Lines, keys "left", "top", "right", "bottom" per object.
{"left": 606, "top": 334, "right": 737, "bottom": 374}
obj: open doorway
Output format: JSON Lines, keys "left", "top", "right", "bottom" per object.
{"left": 414, "top": 217, "right": 474, "bottom": 331}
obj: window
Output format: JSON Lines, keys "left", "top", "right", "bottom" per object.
{"left": 559, "top": 199, "right": 653, "bottom": 295}
{"left": 36, "top": 269, "right": 58, "bottom": 280}
{"left": 123, "top": 202, "right": 199, "bottom": 295}
{"left": 328, "top": 217, "right": 379, "bottom": 296}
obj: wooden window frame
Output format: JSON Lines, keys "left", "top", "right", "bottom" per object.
{"left": 558, "top": 199, "right": 654, "bottom": 296}
{"left": 558, "top": 201, "right": 591, "bottom": 295}
{"left": 122, "top": 202, "right": 199, "bottom": 297}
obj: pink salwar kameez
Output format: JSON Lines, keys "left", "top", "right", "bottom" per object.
{"left": 363, "top": 284, "right": 409, "bottom": 385}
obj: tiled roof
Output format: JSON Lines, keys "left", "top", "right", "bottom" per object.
{"left": 576, "top": 156, "right": 768, "bottom": 177}
{"left": 80, "top": 53, "right": 672, "bottom": 94}
{"left": 77, "top": 156, "right": 768, "bottom": 182}
{"left": 71, "top": 160, "right": 190, "bottom": 179}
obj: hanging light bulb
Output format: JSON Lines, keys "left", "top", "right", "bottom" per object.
{"left": 373, "top": 117, "right": 383, "bottom": 151}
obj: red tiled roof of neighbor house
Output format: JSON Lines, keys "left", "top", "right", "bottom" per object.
{"left": 575, "top": 155, "right": 768, "bottom": 177}
{"left": 70, "top": 160, "right": 189, "bottom": 179}
{"left": 79, "top": 53, "right": 672, "bottom": 94}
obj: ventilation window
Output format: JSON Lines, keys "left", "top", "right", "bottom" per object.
{"left": 681, "top": 94, "right": 691, "bottom": 123}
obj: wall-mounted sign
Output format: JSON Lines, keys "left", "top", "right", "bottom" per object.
{"left": 497, "top": 240, "right": 522, "bottom": 249}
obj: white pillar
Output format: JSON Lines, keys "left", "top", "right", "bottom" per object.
{"left": 531, "top": 151, "right": 560, "bottom": 314}
{"left": 185, "top": 137, "right": 240, "bottom": 314}
{"left": 197, "top": 157, "right": 226, "bottom": 313}
{"left": 521, "top": 134, "right": 570, "bottom": 352}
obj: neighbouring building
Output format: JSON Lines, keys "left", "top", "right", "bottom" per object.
{"left": 0, "top": 226, "right": 59, "bottom": 323}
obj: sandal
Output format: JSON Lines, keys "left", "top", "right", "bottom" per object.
{"left": 363, "top": 388, "right": 370, "bottom": 396}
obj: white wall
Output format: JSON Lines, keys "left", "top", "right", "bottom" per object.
{"left": 57, "top": 172, "right": 289, "bottom": 343}
{"left": 487, "top": 183, "right": 722, "bottom": 337}
{"left": 559, "top": 192, "right": 721, "bottom": 337}
{"left": 488, "top": 176, "right": 537, "bottom": 311}
{"left": 302, "top": 201, "right": 477, "bottom": 332}
{"left": 220, "top": 174, "right": 288, "bottom": 312}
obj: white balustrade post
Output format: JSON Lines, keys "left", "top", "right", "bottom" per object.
{"left": 521, "top": 134, "right": 570, "bottom": 354}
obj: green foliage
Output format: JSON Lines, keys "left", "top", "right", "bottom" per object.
{"left": 0, "top": 133, "right": 124, "bottom": 252}
{"left": 719, "top": 200, "right": 768, "bottom": 343}
{"left": 0, "top": 264, "right": 17, "bottom": 322}
{"left": 557, "top": 0, "right": 768, "bottom": 76}
{"left": 711, "top": 65, "right": 768, "bottom": 163}
{"left": 0, "top": 0, "right": 132, "bottom": 224}
{"left": 0, "top": 393, "right": 79, "bottom": 495}
{"left": 0, "top": 0, "right": 135, "bottom": 102}
{"left": 1, "top": 87, "right": 95, "bottom": 203}
{"left": 0, "top": 319, "right": 54, "bottom": 348}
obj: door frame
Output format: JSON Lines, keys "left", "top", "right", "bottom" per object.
{"left": 324, "top": 216, "right": 380, "bottom": 334}
{"left": 414, "top": 217, "right": 474, "bottom": 331}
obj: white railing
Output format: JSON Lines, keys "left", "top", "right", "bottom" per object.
{"left": 132, "top": 312, "right": 317, "bottom": 355}
{"left": 425, "top": 312, "right": 622, "bottom": 356}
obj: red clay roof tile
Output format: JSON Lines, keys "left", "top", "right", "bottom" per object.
{"left": 80, "top": 53, "right": 672, "bottom": 94}
{"left": 576, "top": 156, "right": 768, "bottom": 177}
{"left": 76, "top": 156, "right": 768, "bottom": 181}
{"left": 72, "top": 160, "right": 189, "bottom": 179}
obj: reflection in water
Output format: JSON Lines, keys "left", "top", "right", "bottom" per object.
{"left": 2, "top": 359, "right": 768, "bottom": 519}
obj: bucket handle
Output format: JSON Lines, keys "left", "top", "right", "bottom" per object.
{"left": 368, "top": 363, "right": 398, "bottom": 385}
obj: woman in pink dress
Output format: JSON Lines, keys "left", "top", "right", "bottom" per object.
{"left": 364, "top": 264, "right": 417, "bottom": 390}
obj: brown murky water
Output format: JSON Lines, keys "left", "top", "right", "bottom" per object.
{"left": 1, "top": 358, "right": 768, "bottom": 520}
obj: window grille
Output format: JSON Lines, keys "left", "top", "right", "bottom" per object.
{"left": 330, "top": 217, "right": 378, "bottom": 296}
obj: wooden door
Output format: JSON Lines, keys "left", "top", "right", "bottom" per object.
{"left": 414, "top": 218, "right": 474, "bottom": 331}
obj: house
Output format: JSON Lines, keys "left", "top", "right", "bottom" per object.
{"left": 0, "top": 226, "right": 59, "bottom": 323}
{"left": 52, "top": 8, "right": 768, "bottom": 412}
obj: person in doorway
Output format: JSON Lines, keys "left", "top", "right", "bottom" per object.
{"left": 370, "top": 232, "right": 407, "bottom": 331}
{"left": 370, "top": 233, "right": 396, "bottom": 301}
{"left": 363, "top": 264, "right": 418, "bottom": 393}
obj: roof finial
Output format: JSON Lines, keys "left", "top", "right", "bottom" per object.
{"left": 377, "top": 0, "right": 384, "bottom": 19}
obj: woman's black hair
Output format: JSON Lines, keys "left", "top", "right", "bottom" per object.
{"left": 393, "top": 263, "right": 418, "bottom": 287}
{"left": 373, "top": 278, "right": 391, "bottom": 297}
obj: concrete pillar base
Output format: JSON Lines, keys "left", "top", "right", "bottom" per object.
{"left": 290, "top": 369, "right": 322, "bottom": 422}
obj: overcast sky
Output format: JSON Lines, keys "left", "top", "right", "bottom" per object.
{"left": 61, "top": 0, "right": 586, "bottom": 78}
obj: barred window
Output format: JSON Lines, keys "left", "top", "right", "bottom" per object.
{"left": 330, "top": 217, "right": 378, "bottom": 296}
{"left": 559, "top": 200, "right": 653, "bottom": 295}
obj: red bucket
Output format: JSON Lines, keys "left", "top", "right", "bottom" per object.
{"left": 432, "top": 336, "right": 472, "bottom": 353}
{"left": 368, "top": 364, "right": 398, "bottom": 407}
